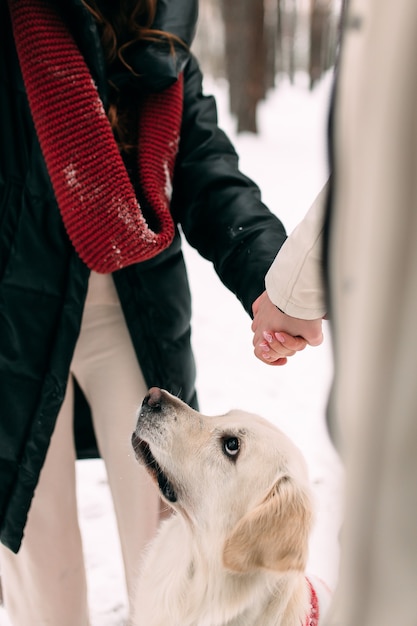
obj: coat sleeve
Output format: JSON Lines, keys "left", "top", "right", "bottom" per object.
{"left": 265, "top": 183, "right": 328, "bottom": 319}
{"left": 171, "top": 54, "right": 287, "bottom": 315}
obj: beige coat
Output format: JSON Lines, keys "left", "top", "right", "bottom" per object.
{"left": 265, "top": 183, "right": 327, "bottom": 320}
{"left": 267, "top": 0, "right": 417, "bottom": 624}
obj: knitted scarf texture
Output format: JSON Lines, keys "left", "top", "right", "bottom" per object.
{"left": 8, "top": 0, "right": 182, "bottom": 272}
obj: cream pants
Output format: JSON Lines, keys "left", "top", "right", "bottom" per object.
{"left": 0, "top": 273, "right": 160, "bottom": 625}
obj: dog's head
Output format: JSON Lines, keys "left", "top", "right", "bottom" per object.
{"left": 132, "top": 388, "right": 313, "bottom": 575}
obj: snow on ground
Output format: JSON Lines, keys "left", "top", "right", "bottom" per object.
{"left": 0, "top": 71, "right": 343, "bottom": 626}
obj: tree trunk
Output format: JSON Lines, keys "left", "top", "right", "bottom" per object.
{"left": 309, "top": 0, "right": 332, "bottom": 89}
{"left": 221, "top": 0, "right": 266, "bottom": 133}
{"left": 264, "top": 0, "right": 277, "bottom": 92}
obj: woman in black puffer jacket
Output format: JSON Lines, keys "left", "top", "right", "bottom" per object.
{"left": 0, "top": 0, "right": 303, "bottom": 622}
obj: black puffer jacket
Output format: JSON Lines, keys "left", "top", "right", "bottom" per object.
{"left": 0, "top": 0, "right": 287, "bottom": 552}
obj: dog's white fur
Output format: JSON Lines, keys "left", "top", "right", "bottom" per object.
{"left": 130, "top": 388, "right": 324, "bottom": 626}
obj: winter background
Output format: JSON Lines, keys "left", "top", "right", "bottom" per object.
{"left": 0, "top": 70, "right": 343, "bottom": 625}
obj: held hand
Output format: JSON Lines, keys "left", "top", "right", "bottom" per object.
{"left": 251, "top": 291, "right": 323, "bottom": 366}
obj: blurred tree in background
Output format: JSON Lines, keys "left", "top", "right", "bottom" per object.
{"left": 222, "top": 0, "right": 267, "bottom": 133}
{"left": 193, "top": 0, "right": 343, "bottom": 133}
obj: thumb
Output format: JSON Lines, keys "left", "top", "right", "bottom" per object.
{"left": 308, "top": 332, "right": 324, "bottom": 347}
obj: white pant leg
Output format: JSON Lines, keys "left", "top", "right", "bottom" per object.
{"left": 0, "top": 274, "right": 160, "bottom": 624}
{"left": 0, "top": 376, "right": 90, "bottom": 626}
{"left": 71, "top": 296, "right": 160, "bottom": 610}
{"left": 325, "top": 2, "right": 417, "bottom": 623}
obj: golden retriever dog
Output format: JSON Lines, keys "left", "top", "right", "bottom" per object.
{"left": 130, "top": 387, "right": 330, "bottom": 626}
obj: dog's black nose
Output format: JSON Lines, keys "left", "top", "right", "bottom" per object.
{"left": 143, "top": 387, "right": 163, "bottom": 410}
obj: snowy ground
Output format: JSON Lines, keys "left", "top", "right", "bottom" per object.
{"left": 0, "top": 71, "right": 343, "bottom": 625}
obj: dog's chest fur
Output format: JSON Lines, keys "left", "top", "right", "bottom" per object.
{"left": 131, "top": 516, "right": 323, "bottom": 626}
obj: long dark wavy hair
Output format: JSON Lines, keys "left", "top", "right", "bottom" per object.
{"left": 81, "top": 0, "right": 185, "bottom": 151}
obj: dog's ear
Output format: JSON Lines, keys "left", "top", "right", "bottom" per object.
{"left": 223, "top": 476, "right": 313, "bottom": 574}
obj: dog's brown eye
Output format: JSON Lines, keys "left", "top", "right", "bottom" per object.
{"left": 223, "top": 436, "right": 240, "bottom": 458}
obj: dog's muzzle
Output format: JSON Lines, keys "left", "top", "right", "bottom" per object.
{"left": 131, "top": 388, "right": 177, "bottom": 503}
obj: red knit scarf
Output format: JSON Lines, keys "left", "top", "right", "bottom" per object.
{"left": 8, "top": 0, "right": 182, "bottom": 273}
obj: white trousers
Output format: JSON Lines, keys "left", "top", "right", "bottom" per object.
{"left": 0, "top": 274, "right": 160, "bottom": 625}
{"left": 323, "top": 2, "right": 417, "bottom": 623}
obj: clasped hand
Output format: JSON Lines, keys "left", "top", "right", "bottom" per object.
{"left": 251, "top": 291, "right": 324, "bottom": 366}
